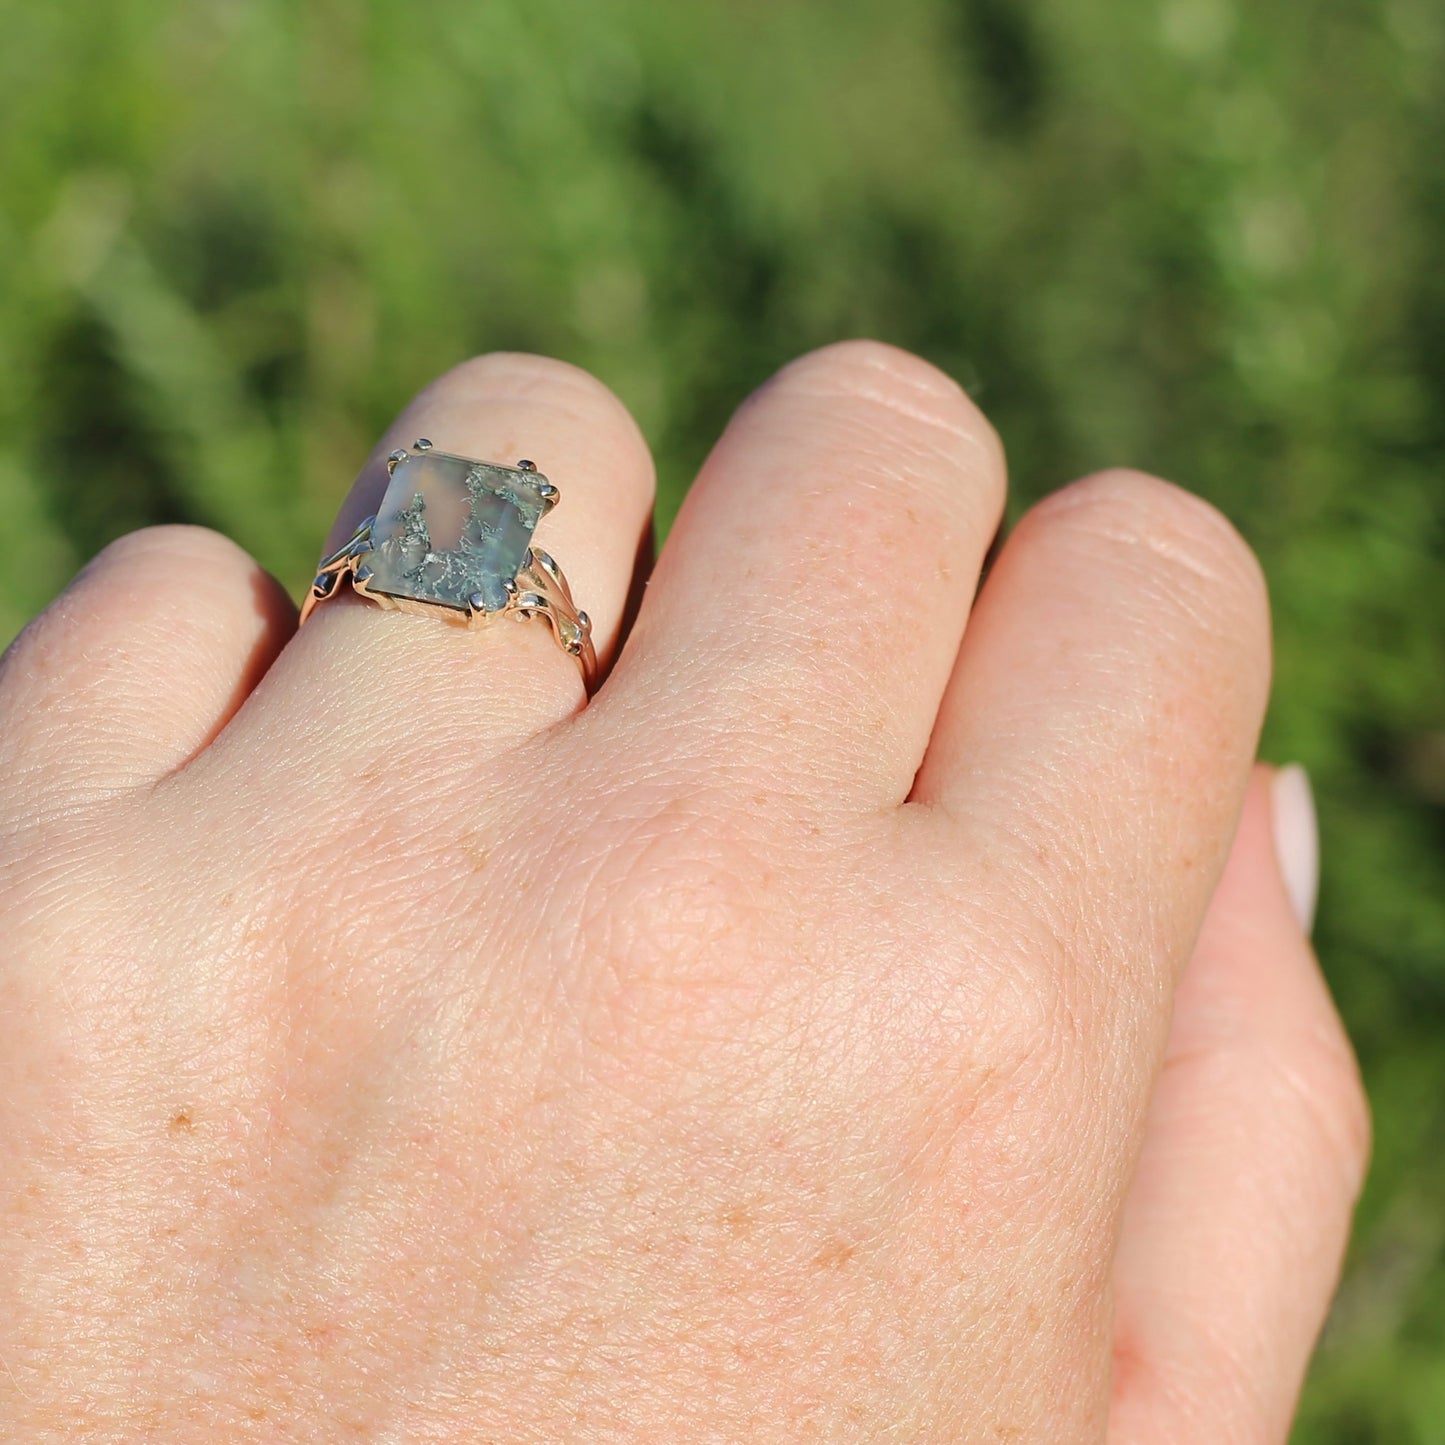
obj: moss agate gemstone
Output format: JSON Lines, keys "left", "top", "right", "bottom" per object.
{"left": 368, "top": 452, "right": 547, "bottom": 614}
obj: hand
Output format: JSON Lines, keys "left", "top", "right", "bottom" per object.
{"left": 0, "top": 343, "right": 1367, "bottom": 1441}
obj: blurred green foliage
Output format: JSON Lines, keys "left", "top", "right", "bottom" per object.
{"left": 1, "top": 0, "right": 1442, "bottom": 1435}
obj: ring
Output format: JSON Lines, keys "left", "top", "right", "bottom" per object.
{"left": 299, "top": 439, "right": 597, "bottom": 690}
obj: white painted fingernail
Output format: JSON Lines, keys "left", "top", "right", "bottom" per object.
{"left": 1271, "top": 764, "right": 1319, "bottom": 933}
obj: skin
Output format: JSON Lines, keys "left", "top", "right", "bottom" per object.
{"left": 0, "top": 342, "right": 1368, "bottom": 1441}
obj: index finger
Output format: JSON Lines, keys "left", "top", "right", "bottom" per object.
{"left": 914, "top": 469, "right": 1272, "bottom": 1134}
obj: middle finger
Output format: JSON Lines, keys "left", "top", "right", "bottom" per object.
{"left": 601, "top": 341, "right": 1006, "bottom": 810}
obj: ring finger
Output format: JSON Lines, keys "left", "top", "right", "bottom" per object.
{"left": 200, "top": 353, "right": 655, "bottom": 788}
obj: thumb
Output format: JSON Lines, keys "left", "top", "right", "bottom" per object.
{"left": 1108, "top": 764, "right": 1370, "bottom": 1445}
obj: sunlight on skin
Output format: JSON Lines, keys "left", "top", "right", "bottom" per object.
{"left": 0, "top": 344, "right": 1366, "bottom": 1442}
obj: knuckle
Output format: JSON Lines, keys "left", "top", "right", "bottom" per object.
{"left": 436, "top": 351, "right": 642, "bottom": 435}
{"left": 785, "top": 337, "right": 967, "bottom": 404}
{"left": 0, "top": 526, "right": 255, "bottom": 716}
{"left": 568, "top": 795, "right": 776, "bottom": 1071}
{"left": 902, "top": 831, "right": 1091, "bottom": 1087}
{"left": 1025, "top": 470, "right": 1272, "bottom": 714}
{"left": 420, "top": 353, "right": 654, "bottom": 494}
{"left": 60, "top": 529, "right": 273, "bottom": 636}
{"left": 88, "top": 524, "right": 254, "bottom": 582}
{"left": 900, "top": 902, "right": 1095, "bottom": 1158}
{"left": 895, "top": 944, "right": 1107, "bottom": 1223}
{"left": 988, "top": 941, "right": 1099, "bottom": 1145}
{"left": 766, "top": 338, "right": 1005, "bottom": 478}
{"left": 1278, "top": 1021, "right": 1373, "bottom": 1200}
{"left": 1037, "top": 468, "right": 1268, "bottom": 612}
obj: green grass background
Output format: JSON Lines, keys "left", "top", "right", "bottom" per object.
{"left": 1, "top": 0, "right": 1442, "bottom": 1435}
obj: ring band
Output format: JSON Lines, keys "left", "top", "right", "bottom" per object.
{"left": 299, "top": 439, "right": 597, "bottom": 690}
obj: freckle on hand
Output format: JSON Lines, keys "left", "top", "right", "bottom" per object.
{"left": 813, "top": 1238, "right": 856, "bottom": 1270}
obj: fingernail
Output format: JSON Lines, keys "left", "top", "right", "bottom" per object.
{"left": 1271, "top": 763, "right": 1319, "bottom": 933}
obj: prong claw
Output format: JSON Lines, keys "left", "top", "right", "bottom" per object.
{"left": 413, "top": 438, "right": 433, "bottom": 451}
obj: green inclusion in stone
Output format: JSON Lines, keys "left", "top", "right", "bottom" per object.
{"left": 367, "top": 452, "right": 548, "bottom": 614}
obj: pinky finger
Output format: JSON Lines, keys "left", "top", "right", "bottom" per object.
{"left": 1109, "top": 766, "right": 1371, "bottom": 1445}
{"left": 0, "top": 526, "right": 295, "bottom": 827}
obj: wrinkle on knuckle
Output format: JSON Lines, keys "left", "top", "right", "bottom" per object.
{"left": 88, "top": 523, "right": 251, "bottom": 576}
{"left": 1163, "top": 1017, "right": 1372, "bottom": 1209}
{"left": 761, "top": 341, "right": 1004, "bottom": 479}
{"left": 1034, "top": 468, "right": 1271, "bottom": 638}
{"left": 1271, "top": 1022, "right": 1373, "bottom": 1201}
{"left": 433, "top": 351, "right": 640, "bottom": 434}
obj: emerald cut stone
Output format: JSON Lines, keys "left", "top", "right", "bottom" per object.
{"left": 367, "top": 451, "right": 548, "bottom": 614}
